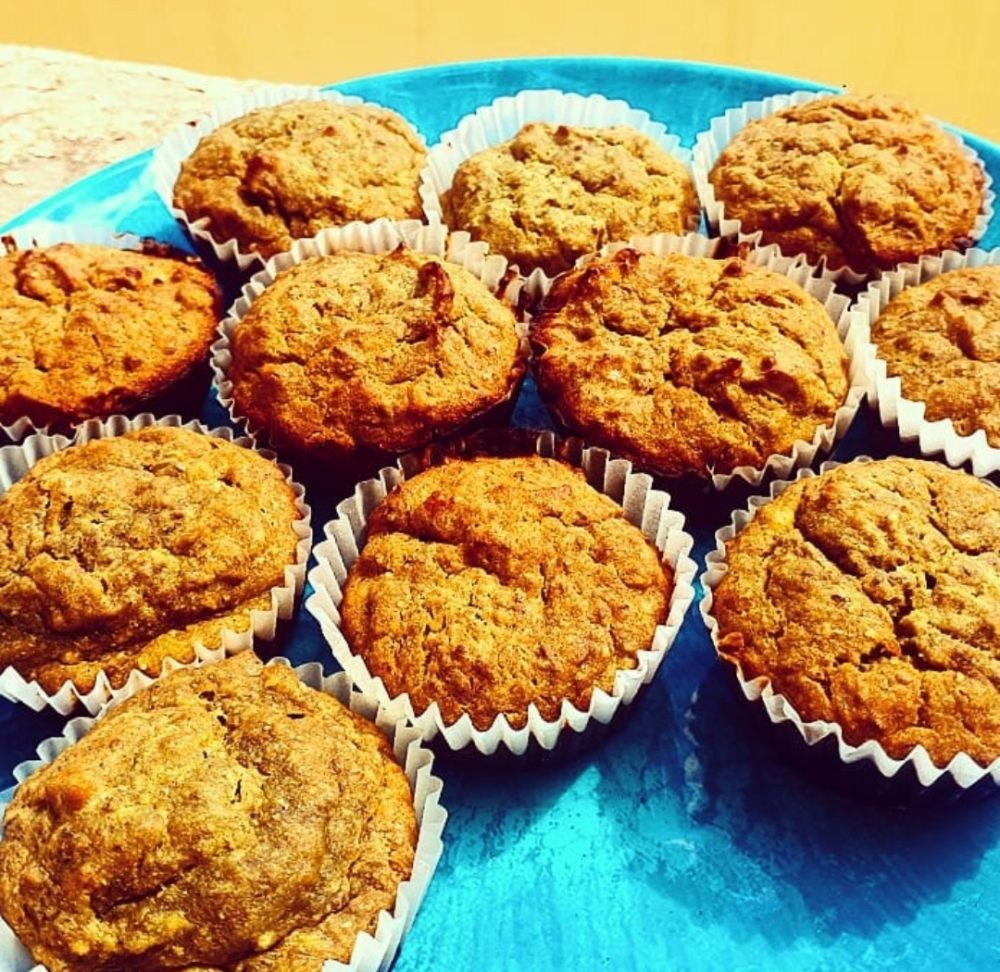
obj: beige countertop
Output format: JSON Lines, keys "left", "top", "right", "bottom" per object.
{"left": 0, "top": 45, "right": 269, "bottom": 223}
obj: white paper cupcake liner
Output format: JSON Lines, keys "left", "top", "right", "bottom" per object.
{"left": 699, "top": 456, "right": 1000, "bottom": 791}
{"left": 0, "top": 657, "right": 447, "bottom": 972}
{"left": 0, "top": 222, "right": 212, "bottom": 444}
{"left": 306, "top": 431, "right": 698, "bottom": 757}
{"left": 420, "top": 88, "right": 697, "bottom": 280}
{"left": 0, "top": 413, "right": 312, "bottom": 716}
{"left": 850, "top": 245, "right": 1000, "bottom": 478}
{"left": 150, "top": 86, "right": 427, "bottom": 275}
{"left": 691, "top": 90, "right": 996, "bottom": 286}
{"left": 529, "top": 231, "right": 870, "bottom": 490}
{"left": 212, "top": 218, "right": 529, "bottom": 452}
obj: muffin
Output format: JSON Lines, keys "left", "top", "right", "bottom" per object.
{"left": 869, "top": 265, "right": 1000, "bottom": 447}
{"left": 225, "top": 247, "right": 525, "bottom": 468}
{"left": 711, "top": 458, "right": 1000, "bottom": 767}
{"left": 707, "top": 93, "right": 986, "bottom": 274}
{"left": 0, "top": 425, "right": 303, "bottom": 695}
{"left": 441, "top": 122, "right": 699, "bottom": 277}
{"left": 0, "top": 242, "right": 220, "bottom": 430}
{"left": 0, "top": 652, "right": 418, "bottom": 972}
{"left": 340, "top": 454, "right": 673, "bottom": 731}
{"left": 173, "top": 100, "right": 426, "bottom": 259}
{"left": 532, "top": 249, "right": 850, "bottom": 479}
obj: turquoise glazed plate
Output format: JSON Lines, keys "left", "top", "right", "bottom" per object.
{"left": 2, "top": 57, "right": 1000, "bottom": 972}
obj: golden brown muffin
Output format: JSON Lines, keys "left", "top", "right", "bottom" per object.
{"left": 871, "top": 265, "right": 1000, "bottom": 447}
{"left": 173, "top": 100, "right": 426, "bottom": 259}
{"left": 0, "top": 653, "right": 418, "bottom": 972}
{"left": 708, "top": 93, "right": 985, "bottom": 274}
{"left": 341, "top": 454, "right": 672, "bottom": 731}
{"left": 441, "top": 122, "right": 699, "bottom": 277}
{"left": 227, "top": 247, "right": 525, "bottom": 467}
{"left": 532, "top": 249, "right": 850, "bottom": 479}
{"left": 0, "top": 426, "right": 302, "bottom": 694}
{"left": 712, "top": 458, "right": 1000, "bottom": 767}
{"left": 0, "top": 242, "right": 221, "bottom": 429}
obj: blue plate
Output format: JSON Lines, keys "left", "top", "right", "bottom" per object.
{"left": 2, "top": 57, "right": 999, "bottom": 972}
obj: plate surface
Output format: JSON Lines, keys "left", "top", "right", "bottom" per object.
{"left": 2, "top": 57, "right": 1000, "bottom": 972}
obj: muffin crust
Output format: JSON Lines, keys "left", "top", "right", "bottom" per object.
{"left": 0, "top": 243, "right": 220, "bottom": 428}
{"left": 442, "top": 122, "right": 699, "bottom": 276}
{"left": 341, "top": 454, "right": 672, "bottom": 730}
{"left": 0, "top": 653, "right": 417, "bottom": 972}
{"left": 532, "top": 249, "right": 849, "bottom": 479}
{"left": 713, "top": 458, "right": 1000, "bottom": 767}
{"left": 708, "top": 93, "right": 985, "bottom": 274}
{"left": 227, "top": 248, "right": 524, "bottom": 466}
{"left": 871, "top": 265, "right": 1000, "bottom": 447}
{"left": 173, "top": 100, "right": 426, "bottom": 259}
{"left": 0, "top": 426, "right": 301, "bottom": 694}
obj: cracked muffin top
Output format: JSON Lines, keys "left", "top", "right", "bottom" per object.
{"left": 712, "top": 458, "right": 1000, "bottom": 767}
{"left": 871, "top": 265, "right": 1000, "bottom": 447}
{"left": 0, "top": 242, "right": 220, "bottom": 429}
{"left": 708, "top": 93, "right": 985, "bottom": 274}
{"left": 341, "top": 454, "right": 672, "bottom": 731}
{"left": 532, "top": 249, "right": 849, "bottom": 479}
{"left": 0, "top": 426, "right": 301, "bottom": 695}
{"left": 441, "top": 122, "right": 699, "bottom": 277}
{"left": 0, "top": 652, "right": 417, "bottom": 972}
{"left": 227, "top": 247, "right": 524, "bottom": 468}
{"left": 173, "top": 100, "right": 426, "bottom": 259}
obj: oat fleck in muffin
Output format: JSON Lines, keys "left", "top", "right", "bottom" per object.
{"left": 708, "top": 93, "right": 985, "bottom": 274}
{"left": 342, "top": 454, "right": 672, "bottom": 730}
{"left": 442, "top": 122, "right": 699, "bottom": 276}
{"left": 532, "top": 249, "right": 849, "bottom": 479}
{"left": 0, "top": 653, "right": 417, "bottom": 972}
{"left": 0, "top": 242, "right": 220, "bottom": 429}
{"left": 173, "top": 100, "right": 426, "bottom": 258}
{"left": 0, "top": 426, "right": 302, "bottom": 694}
{"left": 713, "top": 458, "right": 1000, "bottom": 767}
{"left": 227, "top": 248, "right": 524, "bottom": 468}
{"left": 871, "top": 265, "right": 1000, "bottom": 447}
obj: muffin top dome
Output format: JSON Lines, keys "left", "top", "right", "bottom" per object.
{"left": 533, "top": 249, "right": 849, "bottom": 479}
{"left": 226, "top": 247, "right": 524, "bottom": 467}
{"left": 341, "top": 454, "right": 673, "bottom": 730}
{"left": 712, "top": 457, "right": 1000, "bottom": 767}
{"left": 442, "top": 122, "right": 699, "bottom": 276}
{"left": 0, "top": 242, "right": 220, "bottom": 429}
{"left": 0, "top": 426, "right": 302, "bottom": 694}
{"left": 173, "top": 100, "right": 427, "bottom": 258}
{"left": 0, "top": 653, "right": 417, "bottom": 972}
{"left": 708, "top": 93, "right": 985, "bottom": 274}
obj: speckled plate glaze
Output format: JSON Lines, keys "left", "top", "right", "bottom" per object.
{"left": 2, "top": 58, "right": 1000, "bottom": 972}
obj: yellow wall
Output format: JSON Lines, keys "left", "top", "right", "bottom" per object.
{"left": 8, "top": 0, "right": 1000, "bottom": 142}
